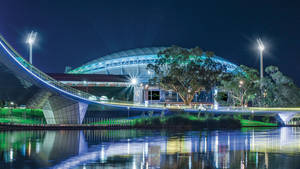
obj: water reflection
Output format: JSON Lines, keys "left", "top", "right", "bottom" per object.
{"left": 1, "top": 128, "right": 300, "bottom": 169}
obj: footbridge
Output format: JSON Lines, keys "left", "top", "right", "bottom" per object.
{"left": 0, "top": 35, "right": 299, "bottom": 125}
{"left": 0, "top": 35, "right": 170, "bottom": 124}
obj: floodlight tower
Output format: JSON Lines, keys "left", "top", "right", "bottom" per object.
{"left": 26, "top": 31, "right": 37, "bottom": 64}
{"left": 257, "top": 38, "right": 264, "bottom": 89}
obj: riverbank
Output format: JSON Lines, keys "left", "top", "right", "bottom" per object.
{"left": 131, "top": 114, "right": 278, "bottom": 129}
{"left": 0, "top": 114, "right": 279, "bottom": 130}
{"left": 0, "top": 108, "right": 45, "bottom": 124}
{"left": 0, "top": 123, "right": 279, "bottom": 130}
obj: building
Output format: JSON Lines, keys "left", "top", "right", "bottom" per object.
{"left": 66, "top": 47, "right": 239, "bottom": 106}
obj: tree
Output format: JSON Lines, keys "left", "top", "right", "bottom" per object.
{"left": 147, "top": 45, "right": 226, "bottom": 106}
{"left": 218, "top": 65, "right": 260, "bottom": 106}
{"left": 262, "top": 66, "right": 300, "bottom": 107}
{"left": 0, "top": 100, "right": 4, "bottom": 108}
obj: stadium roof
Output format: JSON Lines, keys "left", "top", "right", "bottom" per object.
{"left": 68, "top": 47, "right": 239, "bottom": 74}
{"left": 82, "top": 47, "right": 167, "bottom": 67}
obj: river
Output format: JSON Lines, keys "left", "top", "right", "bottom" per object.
{"left": 0, "top": 127, "right": 300, "bottom": 169}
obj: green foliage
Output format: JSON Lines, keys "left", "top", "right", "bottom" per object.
{"left": 240, "top": 119, "right": 277, "bottom": 127}
{"left": 0, "top": 108, "right": 44, "bottom": 118}
{"left": 0, "top": 108, "right": 45, "bottom": 124}
{"left": 233, "top": 114, "right": 242, "bottom": 120}
{"left": 216, "top": 92, "right": 229, "bottom": 106}
{"left": 248, "top": 114, "right": 254, "bottom": 120}
{"left": 134, "top": 114, "right": 241, "bottom": 129}
{"left": 0, "top": 117, "right": 44, "bottom": 124}
{"left": 147, "top": 45, "right": 226, "bottom": 105}
{"left": 262, "top": 116, "right": 270, "bottom": 123}
{"left": 262, "top": 66, "right": 300, "bottom": 107}
{"left": 0, "top": 100, "right": 4, "bottom": 108}
{"left": 218, "top": 65, "right": 260, "bottom": 106}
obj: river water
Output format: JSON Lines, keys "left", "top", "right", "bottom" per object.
{"left": 0, "top": 127, "right": 300, "bottom": 169}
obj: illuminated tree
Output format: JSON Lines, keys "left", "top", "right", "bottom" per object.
{"left": 218, "top": 65, "right": 260, "bottom": 107}
{"left": 147, "top": 45, "right": 226, "bottom": 106}
{"left": 262, "top": 66, "right": 300, "bottom": 107}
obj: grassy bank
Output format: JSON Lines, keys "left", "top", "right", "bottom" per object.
{"left": 133, "top": 114, "right": 242, "bottom": 129}
{"left": 240, "top": 119, "right": 277, "bottom": 127}
{"left": 0, "top": 108, "right": 278, "bottom": 127}
{"left": 132, "top": 114, "right": 278, "bottom": 129}
{"left": 0, "top": 108, "right": 45, "bottom": 124}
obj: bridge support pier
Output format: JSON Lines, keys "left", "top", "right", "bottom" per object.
{"left": 277, "top": 112, "right": 295, "bottom": 126}
{"left": 43, "top": 95, "right": 88, "bottom": 124}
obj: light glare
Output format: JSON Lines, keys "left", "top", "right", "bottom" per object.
{"left": 130, "top": 78, "right": 138, "bottom": 85}
{"left": 257, "top": 38, "right": 264, "bottom": 51}
{"left": 26, "top": 31, "right": 37, "bottom": 45}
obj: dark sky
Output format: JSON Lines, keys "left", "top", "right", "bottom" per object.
{"left": 1, "top": 0, "right": 300, "bottom": 84}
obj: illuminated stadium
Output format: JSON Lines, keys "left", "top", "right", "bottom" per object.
{"left": 66, "top": 47, "right": 240, "bottom": 105}
{"left": 67, "top": 47, "right": 239, "bottom": 83}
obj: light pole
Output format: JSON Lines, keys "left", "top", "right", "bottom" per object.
{"left": 26, "top": 31, "right": 37, "bottom": 64}
{"left": 257, "top": 38, "right": 264, "bottom": 89}
{"left": 239, "top": 80, "right": 244, "bottom": 107}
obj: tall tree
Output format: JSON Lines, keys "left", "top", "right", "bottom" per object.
{"left": 262, "top": 66, "right": 300, "bottom": 107}
{"left": 218, "top": 65, "right": 260, "bottom": 106}
{"left": 147, "top": 45, "right": 226, "bottom": 106}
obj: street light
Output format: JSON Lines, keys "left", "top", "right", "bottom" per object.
{"left": 26, "top": 31, "right": 37, "bottom": 64}
{"left": 130, "top": 78, "right": 138, "bottom": 86}
{"left": 239, "top": 80, "right": 244, "bottom": 88}
{"left": 257, "top": 38, "right": 264, "bottom": 89}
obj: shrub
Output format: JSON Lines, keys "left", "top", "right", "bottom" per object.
{"left": 262, "top": 116, "right": 270, "bottom": 123}
{"left": 133, "top": 114, "right": 241, "bottom": 129}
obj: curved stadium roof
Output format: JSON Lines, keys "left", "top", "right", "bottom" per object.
{"left": 68, "top": 47, "right": 239, "bottom": 76}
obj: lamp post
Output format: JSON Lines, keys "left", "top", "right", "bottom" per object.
{"left": 257, "top": 38, "right": 264, "bottom": 89}
{"left": 239, "top": 80, "right": 244, "bottom": 107}
{"left": 26, "top": 31, "right": 37, "bottom": 64}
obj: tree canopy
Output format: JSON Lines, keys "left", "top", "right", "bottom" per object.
{"left": 262, "top": 66, "right": 300, "bottom": 107}
{"left": 218, "top": 65, "right": 260, "bottom": 106}
{"left": 147, "top": 45, "right": 226, "bottom": 105}
{"left": 218, "top": 65, "right": 300, "bottom": 107}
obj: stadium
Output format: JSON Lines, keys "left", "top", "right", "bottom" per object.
{"left": 65, "top": 47, "right": 239, "bottom": 105}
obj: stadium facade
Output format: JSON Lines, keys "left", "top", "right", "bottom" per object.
{"left": 66, "top": 47, "right": 240, "bottom": 105}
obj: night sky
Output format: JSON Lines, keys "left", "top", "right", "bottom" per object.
{"left": 1, "top": 0, "right": 300, "bottom": 84}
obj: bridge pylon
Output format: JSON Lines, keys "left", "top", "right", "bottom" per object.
{"left": 277, "top": 112, "right": 295, "bottom": 126}
{"left": 43, "top": 95, "right": 88, "bottom": 124}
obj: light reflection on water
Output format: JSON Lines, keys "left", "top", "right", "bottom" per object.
{"left": 1, "top": 128, "right": 300, "bottom": 169}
